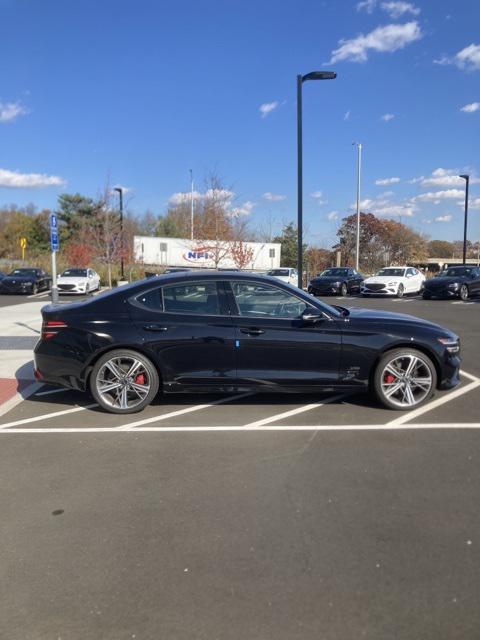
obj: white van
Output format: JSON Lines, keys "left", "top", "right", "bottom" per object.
{"left": 266, "top": 268, "right": 298, "bottom": 287}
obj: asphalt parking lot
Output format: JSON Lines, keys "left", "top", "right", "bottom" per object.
{"left": 1, "top": 293, "right": 479, "bottom": 639}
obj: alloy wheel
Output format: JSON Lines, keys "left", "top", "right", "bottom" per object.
{"left": 397, "top": 284, "right": 404, "bottom": 298}
{"left": 96, "top": 355, "right": 151, "bottom": 410}
{"left": 459, "top": 285, "right": 469, "bottom": 301}
{"left": 380, "top": 354, "right": 433, "bottom": 408}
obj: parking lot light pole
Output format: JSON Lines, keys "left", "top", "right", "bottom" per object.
{"left": 113, "top": 187, "right": 125, "bottom": 280}
{"left": 353, "top": 142, "right": 362, "bottom": 271}
{"left": 297, "top": 71, "right": 336, "bottom": 289}
{"left": 459, "top": 174, "right": 470, "bottom": 265}
{"left": 189, "top": 169, "right": 194, "bottom": 241}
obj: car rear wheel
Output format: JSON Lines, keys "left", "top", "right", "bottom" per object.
{"left": 90, "top": 349, "right": 160, "bottom": 414}
{"left": 340, "top": 283, "right": 348, "bottom": 297}
{"left": 396, "top": 284, "right": 404, "bottom": 298}
{"left": 374, "top": 348, "right": 436, "bottom": 411}
{"left": 459, "top": 285, "right": 469, "bottom": 301}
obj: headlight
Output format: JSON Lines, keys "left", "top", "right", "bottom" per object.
{"left": 333, "top": 281, "right": 341, "bottom": 287}
{"left": 437, "top": 337, "right": 460, "bottom": 353}
{"left": 448, "top": 282, "right": 459, "bottom": 289}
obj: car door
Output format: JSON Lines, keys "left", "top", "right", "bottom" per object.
{"left": 226, "top": 280, "right": 342, "bottom": 388}
{"left": 348, "top": 269, "right": 362, "bottom": 292}
{"left": 471, "top": 268, "right": 480, "bottom": 294}
{"left": 405, "top": 268, "right": 417, "bottom": 293}
{"left": 128, "top": 279, "right": 236, "bottom": 389}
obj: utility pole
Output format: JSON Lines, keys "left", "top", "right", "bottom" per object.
{"left": 353, "top": 142, "right": 362, "bottom": 271}
{"left": 459, "top": 174, "right": 470, "bottom": 265}
{"left": 114, "top": 187, "right": 125, "bottom": 280}
{"left": 190, "top": 169, "right": 194, "bottom": 241}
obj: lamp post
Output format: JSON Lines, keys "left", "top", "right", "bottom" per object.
{"left": 113, "top": 187, "right": 125, "bottom": 280}
{"left": 352, "top": 142, "right": 362, "bottom": 271}
{"left": 459, "top": 174, "right": 469, "bottom": 265}
{"left": 189, "top": 169, "right": 194, "bottom": 241}
{"left": 297, "top": 71, "right": 336, "bottom": 289}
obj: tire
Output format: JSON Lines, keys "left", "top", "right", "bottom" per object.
{"left": 396, "top": 284, "right": 404, "bottom": 298}
{"left": 85, "top": 284, "right": 90, "bottom": 296}
{"left": 459, "top": 285, "right": 469, "bottom": 301}
{"left": 340, "top": 283, "right": 348, "bottom": 297}
{"left": 422, "top": 291, "right": 431, "bottom": 300}
{"left": 90, "top": 349, "right": 160, "bottom": 414}
{"left": 373, "top": 348, "right": 437, "bottom": 411}
{"left": 32, "top": 284, "right": 38, "bottom": 295}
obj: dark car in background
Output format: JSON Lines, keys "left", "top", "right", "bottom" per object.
{"left": 35, "top": 271, "right": 460, "bottom": 415}
{"left": 423, "top": 266, "right": 480, "bottom": 300}
{"left": 308, "top": 268, "right": 364, "bottom": 297}
{"left": 0, "top": 271, "right": 6, "bottom": 280}
{"left": 0, "top": 268, "right": 51, "bottom": 295}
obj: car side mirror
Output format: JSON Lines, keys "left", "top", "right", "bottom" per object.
{"left": 302, "top": 309, "right": 324, "bottom": 323}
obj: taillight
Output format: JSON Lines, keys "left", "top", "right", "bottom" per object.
{"left": 42, "top": 320, "right": 68, "bottom": 340}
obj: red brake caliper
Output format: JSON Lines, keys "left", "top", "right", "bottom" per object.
{"left": 135, "top": 374, "right": 146, "bottom": 385}
{"left": 384, "top": 373, "right": 396, "bottom": 384}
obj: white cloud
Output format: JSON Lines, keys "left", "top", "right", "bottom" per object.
{"left": 0, "top": 100, "right": 29, "bottom": 123}
{"left": 461, "top": 102, "right": 480, "bottom": 113}
{"left": 380, "top": 2, "right": 420, "bottom": 18}
{"left": 327, "top": 211, "right": 339, "bottom": 221}
{"left": 111, "top": 184, "right": 132, "bottom": 195}
{"left": 328, "top": 21, "right": 422, "bottom": 64}
{"left": 259, "top": 101, "right": 279, "bottom": 118}
{"left": 468, "top": 198, "right": 480, "bottom": 210}
{"left": 375, "top": 176, "right": 400, "bottom": 185}
{"left": 169, "top": 190, "right": 203, "bottom": 205}
{"left": 230, "top": 201, "right": 255, "bottom": 217}
{"left": 413, "top": 168, "right": 480, "bottom": 189}
{"left": 434, "top": 43, "right": 480, "bottom": 71}
{"left": 310, "top": 190, "right": 327, "bottom": 205}
{"left": 344, "top": 110, "right": 351, "bottom": 121}
{"left": 262, "top": 192, "right": 287, "bottom": 202}
{"left": 205, "top": 188, "right": 235, "bottom": 202}
{"left": 412, "top": 189, "right": 465, "bottom": 202}
{"left": 352, "top": 194, "right": 415, "bottom": 218}
{"left": 0, "top": 168, "right": 65, "bottom": 188}
{"left": 381, "top": 113, "right": 395, "bottom": 121}
{"left": 434, "top": 215, "right": 453, "bottom": 222}
{"left": 357, "top": 0, "right": 376, "bottom": 12}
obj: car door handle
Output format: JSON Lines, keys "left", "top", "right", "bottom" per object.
{"left": 240, "top": 327, "right": 265, "bottom": 336}
{"left": 143, "top": 324, "right": 169, "bottom": 332}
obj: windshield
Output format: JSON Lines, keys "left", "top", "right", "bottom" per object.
{"left": 442, "top": 267, "right": 472, "bottom": 277}
{"left": 376, "top": 268, "right": 406, "bottom": 277}
{"left": 319, "top": 268, "right": 349, "bottom": 277}
{"left": 267, "top": 269, "right": 290, "bottom": 276}
{"left": 61, "top": 269, "right": 87, "bottom": 277}
{"left": 9, "top": 269, "right": 37, "bottom": 277}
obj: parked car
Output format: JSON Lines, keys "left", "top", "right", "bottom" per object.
{"left": 34, "top": 272, "right": 460, "bottom": 415}
{"left": 266, "top": 268, "right": 298, "bottom": 286}
{"left": 423, "top": 266, "right": 480, "bottom": 300}
{"left": 308, "top": 267, "right": 364, "bottom": 297}
{"left": 57, "top": 268, "right": 100, "bottom": 295}
{"left": 361, "top": 266, "right": 425, "bottom": 298}
{"left": 0, "top": 268, "right": 51, "bottom": 295}
{"left": 0, "top": 271, "right": 6, "bottom": 280}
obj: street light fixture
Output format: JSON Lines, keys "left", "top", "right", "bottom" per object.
{"left": 459, "top": 174, "right": 469, "bottom": 265}
{"left": 297, "top": 70, "right": 337, "bottom": 289}
{"left": 113, "top": 187, "right": 125, "bottom": 280}
{"left": 352, "top": 142, "right": 362, "bottom": 271}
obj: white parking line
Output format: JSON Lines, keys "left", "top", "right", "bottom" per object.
{"left": 1, "top": 422, "right": 480, "bottom": 434}
{"left": 244, "top": 394, "right": 346, "bottom": 427}
{"left": 116, "top": 392, "right": 254, "bottom": 430}
{"left": 0, "top": 403, "right": 98, "bottom": 429}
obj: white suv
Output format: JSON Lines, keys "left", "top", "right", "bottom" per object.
{"left": 267, "top": 268, "right": 299, "bottom": 287}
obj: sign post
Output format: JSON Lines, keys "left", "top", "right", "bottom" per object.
{"left": 20, "top": 237, "right": 27, "bottom": 261}
{"left": 50, "top": 214, "right": 59, "bottom": 303}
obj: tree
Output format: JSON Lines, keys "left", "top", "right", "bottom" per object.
{"left": 306, "top": 247, "right": 335, "bottom": 276}
{"left": 273, "top": 223, "right": 307, "bottom": 268}
{"left": 428, "top": 240, "right": 455, "bottom": 258}
{"left": 56, "top": 193, "right": 98, "bottom": 243}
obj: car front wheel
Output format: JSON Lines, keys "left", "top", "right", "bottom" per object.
{"left": 340, "top": 283, "right": 348, "bottom": 297}
{"left": 396, "top": 284, "right": 404, "bottom": 298}
{"left": 90, "top": 349, "right": 160, "bottom": 414}
{"left": 374, "top": 348, "right": 436, "bottom": 411}
{"left": 459, "top": 285, "right": 469, "bottom": 301}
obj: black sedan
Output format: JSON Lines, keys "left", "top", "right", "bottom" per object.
{"left": 308, "top": 268, "right": 364, "bottom": 297}
{"left": 34, "top": 272, "right": 460, "bottom": 415}
{"left": 0, "top": 268, "right": 51, "bottom": 295}
{"left": 423, "top": 266, "right": 480, "bottom": 300}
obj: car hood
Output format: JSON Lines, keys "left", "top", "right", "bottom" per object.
{"left": 426, "top": 276, "right": 469, "bottom": 286}
{"left": 345, "top": 307, "right": 451, "bottom": 333}
{"left": 311, "top": 276, "right": 344, "bottom": 284}
{"left": 363, "top": 275, "right": 403, "bottom": 284}
{"left": 57, "top": 276, "right": 87, "bottom": 284}
{"left": 2, "top": 275, "right": 35, "bottom": 283}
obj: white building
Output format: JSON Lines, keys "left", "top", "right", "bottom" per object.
{"left": 133, "top": 236, "right": 281, "bottom": 271}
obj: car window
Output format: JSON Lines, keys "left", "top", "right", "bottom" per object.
{"left": 406, "top": 268, "right": 415, "bottom": 276}
{"left": 376, "top": 268, "right": 406, "bottom": 277}
{"left": 136, "top": 287, "right": 163, "bottom": 310}
{"left": 230, "top": 281, "right": 309, "bottom": 319}
{"left": 163, "top": 281, "right": 220, "bottom": 315}
{"left": 267, "top": 269, "right": 290, "bottom": 277}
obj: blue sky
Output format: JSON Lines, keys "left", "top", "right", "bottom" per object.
{"left": 0, "top": 0, "right": 479, "bottom": 244}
